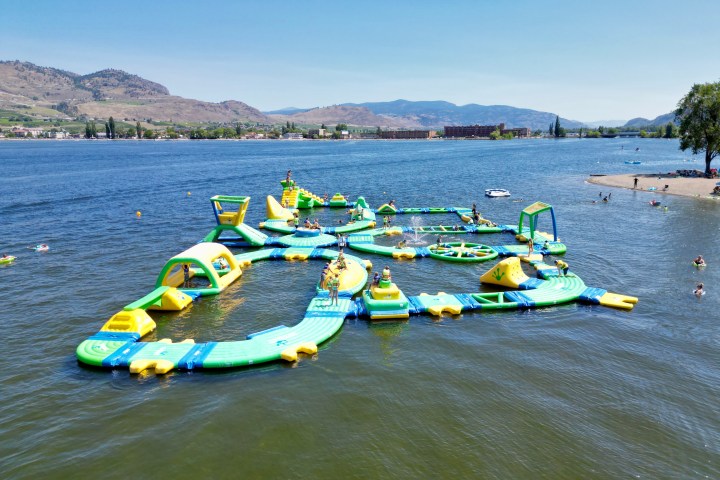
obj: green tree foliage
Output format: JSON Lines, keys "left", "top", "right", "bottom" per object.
{"left": 85, "top": 122, "right": 91, "bottom": 139}
{"left": 108, "top": 116, "right": 115, "bottom": 139}
{"left": 676, "top": 81, "right": 720, "bottom": 174}
{"left": 554, "top": 116, "right": 561, "bottom": 138}
{"left": 548, "top": 123, "right": 554, "bottom": 136}
{"left": 335, "top": 123, "right": 348, "bottom": 132}
{"left": 126, "top": 127, "right": 136, "bottom": 138}
{"left": 105, "top": 122, "right": 110, "bottom": 138}
{"left": 664, "top": 122, "right": 677, "bottom": 139}
{"left": 143, "top": 128, "right": 155, "bottom": 139}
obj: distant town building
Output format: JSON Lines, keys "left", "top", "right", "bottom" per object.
{"left": 444, "top": 123, "right": 530, "bottom": 138}
{"left": 379, "top": 130, "right": 436, "bottom": 139}
{"left": 308, "top": 128, "right": 329, "bottom": 138}
{"left": 282, "top": 132, "right": 304, "bottom": 140}
{"left": 11, "top": 126, "right": 45, "bottom": 138}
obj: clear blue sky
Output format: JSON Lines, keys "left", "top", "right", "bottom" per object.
{"left": 2, "top": 0, "right": 719, "bottom": 122}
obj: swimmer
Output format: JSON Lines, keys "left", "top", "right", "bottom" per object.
{"left": 693, "top": 282, "right": 705, "bottom": 297}
{"left": 381, "top": 265, "right": 391, "bottom": 281}
{"left": 396, "top": 240, "right": 407, "bottom": 249}
{"left": 693, "top": 255, "right": 706, "bottom": 266}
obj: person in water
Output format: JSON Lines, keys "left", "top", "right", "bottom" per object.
{"left": 693, "top": 282, "right": 705, "bottom": 296}
{"left": 633, "top": 177, "right": 639, "bottom": 189}
{"left": 396, "top": 240, "right": 407, "bottom": 249}
{"left": 693, "top": 255, "right": 706, "bottom": 266}
{"left": 527, "top": 237, "right": 534, "bottom": 256}
{"left": 304, "top": 218, "right": 312, "bottom": 228}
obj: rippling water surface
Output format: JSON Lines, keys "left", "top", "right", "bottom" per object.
{"left": 1, "top": 139, "right": 718, "bottom": 479}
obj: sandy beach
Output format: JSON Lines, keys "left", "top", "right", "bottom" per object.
{"left": 587, "top": 172, "right": 720, "bottom": 199}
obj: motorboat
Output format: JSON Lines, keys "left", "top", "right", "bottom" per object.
{"left": 485, "top": 189, "right": 511, "bottom": 198}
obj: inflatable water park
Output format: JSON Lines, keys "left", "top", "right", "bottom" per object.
{"left": 76, "top": 180, "right": 638, "bottom": 376}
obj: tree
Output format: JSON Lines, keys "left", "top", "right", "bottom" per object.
{"left": 136, "top": 121, "right": 142, "bottom": 139}
{"left": 336, "top": 123, "right": 348, "bottom": 132}
{"left": 664, "top": 123, "right": 675, "bottom": 139}
{"left": 676, "top": 81, "right": 720, "bottom": 175}
{"left": 108, "top": 116, "right": 115, "bottom": 139}
{"left": 105, "top": 122, "right": 111, "bottom": 138}
{"left": 321, "top": 123, "right": 326, "bottom": 130}
{"left": 548, "top": 123, "right": 554, "bottom": 136}
{"left": 85, "top": 122, "right": 91, "bottom": 139}
{"left": 90, "top": 121, "right": 97, "bottom": 138}
{"left": 376, "top": 126, "right": 382, "bottom": 136}
{"left": 554, "top": 116, "right": 561, "bottom": 138}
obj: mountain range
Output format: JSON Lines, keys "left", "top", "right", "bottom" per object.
{"left": 0, "top": 60, "right": 270, "bottom": 124}
{"left": 0, "top": 60, "right": 673, "bottom": 130}
{"left": 623, "top": 112, "right": 676, "bottom": 128}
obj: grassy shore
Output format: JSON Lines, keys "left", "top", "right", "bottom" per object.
{"left": 587, "top": 173, "right": 720, "bottom": 199}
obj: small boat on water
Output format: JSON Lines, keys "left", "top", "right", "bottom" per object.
{"left": 485, "top": 189, "right": 511, "bottom": 198}
{"left": 624, "top": 161, "right": 642, "bottom": 165}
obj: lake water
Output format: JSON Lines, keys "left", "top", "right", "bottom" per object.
{"left": 1, "top": 139, "right": 718, "bottom": 479}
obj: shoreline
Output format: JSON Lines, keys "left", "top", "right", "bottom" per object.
{"left": 587, "top": 173, "right": 720, "bottom": 200}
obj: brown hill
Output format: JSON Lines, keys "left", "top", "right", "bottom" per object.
{"left": 0, "top": 60, "right": 270, "bottom": 124}
{"left": 268, "top": 105, "right": 422, "bottom": 129}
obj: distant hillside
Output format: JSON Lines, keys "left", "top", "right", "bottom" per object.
{"left": 341, "top": 99, "right": 585, "bottom": 130}
{"left": 624, "top": 112, "right": 676, "bottom": 128}
{"left": 263, "top": 107, "right": 312, "bottom": 115}
{"left": 267, "top": 105, "right": 420, "bottom": 129}
{"left": 0, "top": 60, "right": 270, "bottom": 124}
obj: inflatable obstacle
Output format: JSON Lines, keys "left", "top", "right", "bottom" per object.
{"left": 76, "top": 190, "right": 638, "bottom": 377}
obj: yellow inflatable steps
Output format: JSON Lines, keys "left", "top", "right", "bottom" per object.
{"left": 371, "top": 282, "right": 402, "bottom": 300}
{"left": 519, "top": 253, "right": 544, "bottom": 263}
{"left": 281, "top": 342, "right": 318, "bottom": 362}
{"left": 281, "top": 188, "right": 299, "bottom": 207}
{"left": 266, "top": 195, "right": 295, "bottom": 221}
{"left": 101, "top": 309, "right": 156, "bottom": 337}
{"left": 128, "top": 339, "right": 195, "bottom": 374}
{"left": 418, "top": 292, "right": 464, "bottom": 316}
{"left": 598, "top": 292, "right": 639, "bottom": 310}
{"left": 148, "top": 287, "right": 193, "bottom": 311}
{"left": 480, "top": 257, "right": 530, "bottom": 289}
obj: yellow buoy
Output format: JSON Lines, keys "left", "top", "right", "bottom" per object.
{"left": 136, "top": 211, "right": 142, "bottom": 217}
{"left": 187, "top": 192, "right": 191, "bottom": 196}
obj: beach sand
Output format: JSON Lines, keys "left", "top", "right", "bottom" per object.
{"left": 587, "top": 173, "right": 720, "bottom": 199}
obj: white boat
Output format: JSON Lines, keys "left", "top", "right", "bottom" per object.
{"left": 485, "top": 189, "right": 511, "bottom": 198}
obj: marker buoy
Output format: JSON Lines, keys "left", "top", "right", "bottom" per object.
{"left": 187, "top": 192, "right": 192, "bottom": 196}
{"left": 136, "top": 211, "right": 142, "bottom": 217}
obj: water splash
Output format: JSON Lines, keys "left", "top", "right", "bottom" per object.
{"left": 406, "top": 216, "right": 428, "bottom": 245}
